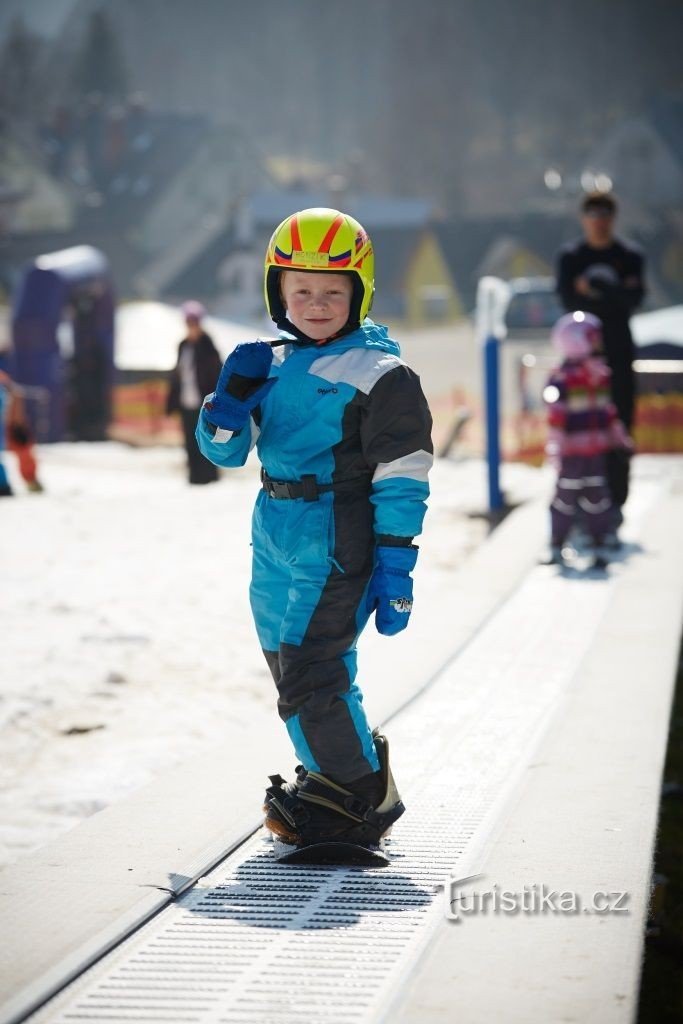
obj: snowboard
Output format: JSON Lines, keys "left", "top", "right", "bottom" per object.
{"left": 271, "top": 834, "right": 390, "bottom": 867}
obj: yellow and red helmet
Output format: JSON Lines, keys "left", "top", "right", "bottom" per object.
{"left": 264, "top": 207, "right": 375, "bottom": 335}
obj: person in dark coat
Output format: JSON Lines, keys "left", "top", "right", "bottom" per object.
{"left": 166, "top": 301, "right": 222, "bottom": 484}
{"left": 555, "top": 191, "right": 646, "bottom": 523}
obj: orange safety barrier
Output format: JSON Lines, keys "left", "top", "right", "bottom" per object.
{"left": 507, "top": 394, "right": 683, "bottom": 465}
{"left": 633, "top": 392, "right": 683, "bottom": 453}
{"left": 110, "top": 378, "right": 182, "bottom": 445}
{"left": 112, "top": 379, "right": 168, "bottom": 433}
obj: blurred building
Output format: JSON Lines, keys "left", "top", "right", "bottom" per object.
{"left": 0, "top": 105, "right": 262, "bottom": 303}
{"left": 587, "top": 98, "right": 683, "bottom": 213}
{"left": 154, "top": 189, "right": 464, "bottom": 327}
{"left": 435, "top": 214, "right": 575, "bottom": 312}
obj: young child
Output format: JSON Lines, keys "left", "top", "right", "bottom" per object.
{"left": 543, "top": 311, "right": 632, "bottom": 568}
{"left": 0, "top": 370, "right": 44, "bottom": 493}
{"left": 196, "top": 208, "right": 433, "bottom": 853}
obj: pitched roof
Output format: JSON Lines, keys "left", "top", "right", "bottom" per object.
{"left": 162, "top": 194, "right": 435, "bottom": 303}
{"left": 161, "top": 223, "right": 240, "bottom": 299}
{"left": 162, "top": 222, "right": 427, "bottom": 317}
{"left": 136, "top": 216, "right": 231, "bottom": 297}
{"left": 436, "top": 214, "right": 575, "bottom": 306}
{"left": 371, "top": 226, "right": 428, "bottom": 318}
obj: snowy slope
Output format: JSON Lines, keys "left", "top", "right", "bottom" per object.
{"left": 0, "top": 442, "right": 547, "bottom": 868}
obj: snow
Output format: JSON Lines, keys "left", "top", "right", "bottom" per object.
{"left": 114, "top": 302, "right": 260, "bottom": 372}
{"left": 631, "top": 304, "right": 683, "bottom": 347}
{"left": 0, "top": 441, "right": 548, "bottom": 869}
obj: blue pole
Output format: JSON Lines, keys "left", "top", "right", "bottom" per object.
{"left": 484, "top": 334, "right": 503, "bottom": 511}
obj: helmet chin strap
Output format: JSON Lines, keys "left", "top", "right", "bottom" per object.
{"left": 274, "top": 315, "right": 360, "bottom": 347}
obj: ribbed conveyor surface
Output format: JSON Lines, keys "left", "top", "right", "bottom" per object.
{"left": 27, "top": 520, "right": 627, "bottom": 1024}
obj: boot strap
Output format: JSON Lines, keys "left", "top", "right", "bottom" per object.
{"left": 267, "top": 770, "right": 400, "bottom": 832}
{"left": 265, "top": 778, "right": 310, "bottom": 828}
{"left": 297, "top": 774, "right": 388, "bottom": 828}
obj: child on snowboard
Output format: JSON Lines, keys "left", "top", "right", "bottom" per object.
{"left": 196, "top": 208, "right": 433, "bottom": 854}
{"left": 543, "top": 311, "right": 633, "bottom": 569}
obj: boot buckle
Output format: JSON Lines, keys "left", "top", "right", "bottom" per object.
{"left": 343, "top": 794, "right": 376, "bottom": 822}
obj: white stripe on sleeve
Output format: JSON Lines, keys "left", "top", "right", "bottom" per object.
{"left": 372, "top": 449, "right": 433, "bottom": 484}
{"left": 210, "top": 419, "right": 260, "bottom": 448}
{"left": 213, "top": 427, "right": 234, "bottom": 444}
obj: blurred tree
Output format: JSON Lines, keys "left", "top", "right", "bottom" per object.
{"left": 71, "top": 8, "right": 128, "bottom": 103}
{"left": 377, "top": 0, "right": 683, "bottom": 215}
{"left": 35, "top": 0, "right": 683, "bottom": 215}
{"left": 0, "top": 15, "right": 45, "bottom": 132}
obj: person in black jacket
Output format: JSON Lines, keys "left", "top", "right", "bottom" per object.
{"left": 556, "top": 192, "right": 646, "bottom": 520}
{"left": 166, "top": 301, "right": 222, "bottom": 484}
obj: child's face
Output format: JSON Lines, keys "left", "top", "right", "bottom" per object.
{"left": 280, "top": 271, "right": 353, "bottom": 341}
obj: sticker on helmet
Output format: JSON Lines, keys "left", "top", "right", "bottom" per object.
{"left": 293, "top": 250, "right": 330, "bottom": 267}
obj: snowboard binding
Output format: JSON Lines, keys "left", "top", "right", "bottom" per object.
{"left": 264, "top": 730, "right": 404, "bottom": 866}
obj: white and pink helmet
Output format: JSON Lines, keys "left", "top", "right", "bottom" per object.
{"left": 551, "top": 311, "right": 602, "bottom": 360}
{"left": 181, "top": 300, "right": 206, "bottom": 323}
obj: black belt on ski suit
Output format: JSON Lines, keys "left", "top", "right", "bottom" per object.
{"left": 260, "top": 469, "right": 369, "bottom": 502}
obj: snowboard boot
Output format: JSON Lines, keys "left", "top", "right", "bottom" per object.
{"left": 539, "top": 543, "right": 565, "bottom": 567}
{"left": 263, "top": 729, "right": 405, "bottom": 849}
{"left": 603, "top": 530, "right": 622, "bottom": 552}
{"left": 589, "top": 538, "right": 609, "bottom": 572}
{"left": 262, "top": 762, "right": 308, "bottom": 840}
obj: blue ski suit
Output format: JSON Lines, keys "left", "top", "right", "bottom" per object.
{"left": 196, "top": 320, "right": 433, "bottom": 783}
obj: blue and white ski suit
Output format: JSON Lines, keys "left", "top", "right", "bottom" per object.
{"left": 196, "top": 320, "right": 433, "bottom": 782}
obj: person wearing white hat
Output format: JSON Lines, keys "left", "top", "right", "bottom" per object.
{"left": 167, "top": 301, "right": 222, "bottom": 484}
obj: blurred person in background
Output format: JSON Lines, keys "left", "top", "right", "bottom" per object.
{"left": 0, "top": 371, "right": 12, "bottom": 496}
{"left": 542, "top": 312, "right": 633, "bottom": 570}
{"left": 555, "top": 192, "right": 646, "bottom": 541}
{"left": 0, "top": 371, "right": 44, "bottom": 493}
{"left": 166, "top": 301, "right": 222, "bottom": 485}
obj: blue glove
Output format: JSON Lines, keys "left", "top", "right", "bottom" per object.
{"left": 203, "top": 341, "right": 277, "bottom": 430}
{"left": 366, "top": 545, "right": 418, "bottom": 636}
